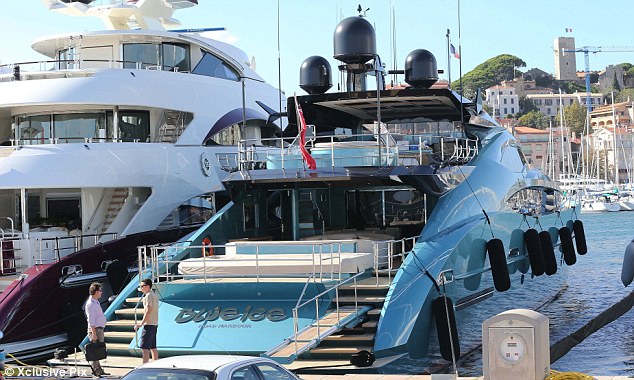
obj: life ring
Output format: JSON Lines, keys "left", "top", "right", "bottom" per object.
{"left": 524, "top": 228, "right": 545, "bottom": 276}
{"left": 487, "top": 238, "right": 510, "bottom": 292}
{"left": 202, "top": 237, "right": 214, "bottom": 256}
{"left": 573, "top": 220, "right": 588, "bottom": 255}
{"left": 432, "top": 297, "right": 460, "bottom": 362}
{"left": 559, "top": 227, "right": 576, "bottom": 265}
{"left": 539, "top": 230, "right": 557, "bottom": 276}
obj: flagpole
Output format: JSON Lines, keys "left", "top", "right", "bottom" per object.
{"left": 446, "top": 29, "right": 451, "bottom": 86}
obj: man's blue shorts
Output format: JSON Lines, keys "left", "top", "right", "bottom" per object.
{"left": 140, "top": 325, "right": 158, "bottom": 349}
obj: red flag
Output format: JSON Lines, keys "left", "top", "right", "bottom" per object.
{"left": 295, "top": 99, "right": 317, "bottom": 170}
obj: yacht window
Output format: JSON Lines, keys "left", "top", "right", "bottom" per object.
{"left": 47, "top": 198, "right": 80, "bottom": 226}
{"left": 192, "top": 51, "right": 239, "bottom": 81}
{"left": 123, "top": 43, "right": 160, "bottom": 69}
{"left": 17, "top": 111, "right": 149, "bottom": 143}
{"left": 17, "top": 115, "right": 52, "bottom": 144}
{"left": 123, "top": 43, "right": 190, "bottom": 72}
{"left": 54, "top": 113, "right": 107, "bottom": 143}
{"left": 119, "top": 111, "right": 150, "bottom": 142}
{"left": 27, "top": 195, "right": 41, "bottom": 226}
{"left": 162, "top": 43, "right": 190, "bottom": 72}
{"left": 58, "top": 49, "right": 70, "bottom": 70}
{"left": 210, "top": 123, "right": 242, "bottom": 145}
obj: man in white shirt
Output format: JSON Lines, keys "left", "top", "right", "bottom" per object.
{"left": 85, "top": 282, "right": 108, "bottom": 377}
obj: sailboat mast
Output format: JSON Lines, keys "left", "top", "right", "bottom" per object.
{"left": 611, "top": 92, "right": 619, "bottom": 187}
{"left": 558, "top": 90, "right": 567, "bottom": 181}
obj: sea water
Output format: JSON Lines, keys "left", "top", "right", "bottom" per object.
{"left": 459, "top": 211, "right": 634, "bottom": 377}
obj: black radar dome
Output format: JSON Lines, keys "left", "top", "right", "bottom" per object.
{"left": 300, "top": 56, "right": 332, "bottom": 95}
{"left": 333, "top": 17, "right": 376, "bottom": 64}
{"left": 61, "top": 0, "right": 95, "bottom": 3}
{"left": 404, "top": 49, "right": 438, "bottom": 88}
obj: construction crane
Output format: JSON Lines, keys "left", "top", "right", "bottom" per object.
{"left": 562, "top": 46, "right": 634, "bottom": 111}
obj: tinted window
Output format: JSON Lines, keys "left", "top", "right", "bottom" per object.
{"left": 119, "top": 111, "right": 150, "bottom": 142}
{"left": 230, "top": 365, "right": 260, "bottom": 380}
{"left": 254, "top": 363, "right": 297, "bottom": 380}
{"left": 163, "top": 43, "right": 190, "bottom": 72}
{"left": 192, "top": 51, "right": 239, "bottom": 81}
{"left": 121, "top": 368, "right": 215, "bottom": 380}
{"left": 18, "top": 115, "right": 52, "bottom": 144}
{"left": 123, "top": 43, "right": 160, "bottom": 69}
{"left": 54, "top": 113, "right": 106, "bottom": 142}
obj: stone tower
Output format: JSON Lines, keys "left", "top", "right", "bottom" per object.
{"left": 554, "top": 37, "right": 577, "bottom": 81}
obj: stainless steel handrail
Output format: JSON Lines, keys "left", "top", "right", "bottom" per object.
{"left": 34, "top": 232, "right": 117, "bottom": 265}
{"left": 236, "top": 133, "right": 479, "bottom": 169}
{"left": 286, "top": 271, "right": 365, "bottom": 358}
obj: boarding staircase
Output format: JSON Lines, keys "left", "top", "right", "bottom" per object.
{"left": 101, "top": 295, "right": 143, "bottom": 358}
{"left": 269, "top": 274, "right": 392, "bottom": 373}
{"left": 100, "top": 188, "right": 129, "bottom": 234}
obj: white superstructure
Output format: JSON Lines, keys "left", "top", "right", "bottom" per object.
{"left": 0, "top": 0, "right": 283, "bottom": 274}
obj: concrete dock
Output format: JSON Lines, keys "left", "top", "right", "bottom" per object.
{"left": 19, "top": 355, "right": 630, "bottom": 379}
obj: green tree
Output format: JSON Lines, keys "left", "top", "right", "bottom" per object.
{"left": 616, "top": 88, "right": 634, "bottom": 102}
{"left": 558, "top": 81, "right": 586, "bottom": 94}
{"left": 451, "top": 54, "right": 526, "bottom": 98}
{"left": 562, "top": 102, "right": 587, "bottom": 134}
{"left": 518, "top": 110, "right": 550, "bottom": 129}
{"left": 519, "top": 96, "right": 536, "bottom": 114}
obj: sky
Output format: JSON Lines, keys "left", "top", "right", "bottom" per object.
{"left": 1, "top": 0, "right": 633, "bottom": 96}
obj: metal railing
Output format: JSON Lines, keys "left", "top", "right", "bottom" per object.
{"left": 236, "top": 133, "right": 479, "bottom": 170}
{"left": 283, "top": 271, "right": 366, "bottom": 358}
{"left": 143, "top": 240, "right": 365, "bottom": 284}
{"left": 0, "top": 58, "right": 188, "bottom": 82}
{"left": 373, "top": 234, "right": 420, "bottom": 284}
{"left": 7, "top": 137, "right": 146, "bottom": 146}
{"left": 138, "top": 232, "right": 422, "bottom": 285}
{"left": 34, "top": 232, "right": 117, "bottom": 265}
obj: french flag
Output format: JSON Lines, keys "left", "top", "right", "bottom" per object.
{"left": 450, "top": 44, "right": 460, "bottom": 59}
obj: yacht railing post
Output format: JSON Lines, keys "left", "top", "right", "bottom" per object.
{"left": 292, "top": 308, "right": 299, "bottom": 354}
{"left": 0, "top": 240, "right": 3, "bottom": 274}
{"left": 54, "top": 237, "right": 61, "bottom": 262}
{"left": 256, "top": 244, "right": 260, "bottom": 283}
{"left": 203, "top": 245, "right": 208, "bottom": 283}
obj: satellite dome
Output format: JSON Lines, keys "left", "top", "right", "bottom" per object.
{"left": 404, "top": 49, "right": 438, "bottom": 88}
{"left": 299, "top": 56, "right": 332, "bottom": 95}
{"left": 333, "top": 17, "right": 376, "bottom": 64}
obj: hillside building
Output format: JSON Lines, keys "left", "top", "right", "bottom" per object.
{"left": 485, "top": 85, "right": 519, "bottom": 117}
{"left": 589, "top": 102, "right": 634, "bottom": 131}
{"left": 526, "top": 92, "right": 603, "bottom": 116}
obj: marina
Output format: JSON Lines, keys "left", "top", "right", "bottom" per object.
{"left": 0, "top": 1, "right": 633, "bottom": 379}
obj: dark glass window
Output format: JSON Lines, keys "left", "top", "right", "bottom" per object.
{"left": 162, "top": 43, "right": 190, "bottom": 72}
{"left": 123, "top": 43, "right": 160, "bottom": 69}
{"left": 119, "top": 111, "right": 150, "bottom": 142}
{"left": 123, "top": 43, "right": 190, "bottom": 72}
{"left": 54, "top": 113, "right": 106, "bottom": 143}
{"left": 192, "top": 51, "right": 239, "bottom": 81}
